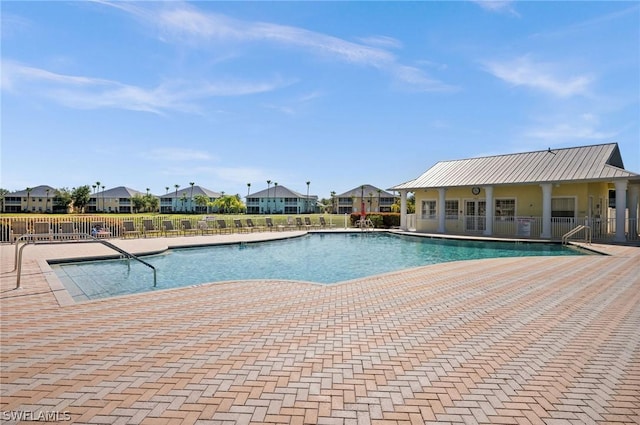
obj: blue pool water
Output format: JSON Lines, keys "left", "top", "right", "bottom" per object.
{"left": 52, "top": 233, "right": 590, "bottom": 301}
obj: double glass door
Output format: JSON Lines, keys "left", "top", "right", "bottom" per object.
{"left": 465, "top": 200, "right": 486, "bottom": 232}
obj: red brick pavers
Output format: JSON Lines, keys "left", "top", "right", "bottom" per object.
{"left": 1, "top": 237, "right": 639, "bottom": 424}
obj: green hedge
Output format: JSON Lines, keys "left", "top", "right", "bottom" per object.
{"left": 349, "top": 213, "right": 400, "bottom": 228}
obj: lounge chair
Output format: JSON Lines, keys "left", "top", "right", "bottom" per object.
{"left": 265, "top": 217, "right": 283, "bottom": 232}
{"left": 33, "top": 222, "right": 53, "bottom": 241}
{"left": 233, "top": 219, "right": 249, "bottom": 233}
{"left": 142, "top": 219, "right": 162, "bottom": 237}
{"left": 216, "top": 220, "right": 232, "bottom": 234}
{"left": 246, "top": 219, "right": 264, "bottom": 232}
{"left": 162, "top": 220, "right": 182, "bottom": 237}
{"left": 304, "top": 217, "right": 319, "bottom": 229}
{"left": 90, "top": 221, "right": 112, "bottom": 238}
{"left": 285, "top": 216, "right": 297, "bottom": 230}
{"left": 58, "top": 222, "right": 78, "bottom": 240}
{"left": 182, "top": 220, "right": 202, "bottom": 236}
{"left": 196, "top": 220, "right": 216, "bottom": 236}
{"left": 122, "top": 221, "right": 141, "bottom": 238}
{"left": 318, "top": 216, "right": 335, "bottom": 229}
{"left": 10, "top": 221, "right": 28, "bottom": 243}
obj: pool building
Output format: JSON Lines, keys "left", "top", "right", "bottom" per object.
{"left": 391, "top": 143, "right": 640, "bottom": 242}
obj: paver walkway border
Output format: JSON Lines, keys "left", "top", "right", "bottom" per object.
{"left": 1, "top": 232, "right": 638, "bottom": 424}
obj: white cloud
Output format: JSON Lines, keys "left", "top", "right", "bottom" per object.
{"left": 356, "top": 35, "right": 403, "bottom": 50}
{"left": 98, "top": 1, "right": 454, "bottom": 92}
{"left": 483, "top": 55, "right": 593, "bottom": 98}
{"left": 521, "top": 113, "right": 617, "bottom": 145}
{"left": 1, "top": 60, "right": 288, "bottom": 114}
{"left": 471, "top": 1, "right": 520, "bottom": 17}
{"left": 146, "top": 148, "right": 214, "bottom": 162}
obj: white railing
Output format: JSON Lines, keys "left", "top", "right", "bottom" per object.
{"left": 410, "top": 214, "right": 639, "bottom": 241}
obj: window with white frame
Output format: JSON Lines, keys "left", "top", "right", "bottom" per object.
{"left": 445, "top": 200, "right": 459, "bottom": 219}
{"left": 552, "top": 197, "right": 575, "bottom": 218}
{"left": 495, "top": 199, "right": 516, "bottom": 220}
{"left": 421, "top": 200, "right": 436, "bottom": 219}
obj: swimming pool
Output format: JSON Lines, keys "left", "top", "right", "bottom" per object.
{"left": 52, "top": 233, "right": 591, "bottom": 302}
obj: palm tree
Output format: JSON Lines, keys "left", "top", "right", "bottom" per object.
{"left": 180, "top": 193, "right": 188, "bottom": 212}
{"left": 306, "top": 181, "right": 311, "bottom": 213}
{"left": 95, "top": 181, "right": 101, "bottom": 212}
{"left": 25, "top": 187, "right": 32, "bottom": 212}
{"left": 266, "top": 180, "right": 272, "bottom": 214}
{"left": 273, "top": 182, "right": 278, "bottom": 214}
{"left": 174, "top": 184, "right": 180, "bottom": 213}
{"left": 330, "top": 191, "right": 336, "bottom": 214}
{"left": 45, "top": 189, "right": 50, "bottom": 213}
{"left": 189, "top": 182, "right": 195, "bottom": 213}
{"left": 101, "top": 185, "right": 105, "bottom": 211}
{"left": 377, "top": 189, "right": 382, "bottom": 212}
{"left": 165, "top": 186, "right": 169, "bottom": 194}
{"left": 0, "top": 188, "right": 9, "bottom": 213}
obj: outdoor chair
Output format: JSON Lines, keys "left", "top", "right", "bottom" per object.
{"left": 182, "top": 220, "right": 201, "bottom": 236}
{"left": 122, "top": 221, "right": 141, "bottom": 238}
{"left": 10, "top": 221, "right": 29, "bottom": 243}
{"left": 142, "top": 219, "right": 162, "bottom": 237}
{"left": 162, "top": 220, "right": 182, "bottom": 237}
{"left": 196, "top": 220, "right": 216, "bottom": 236}
{"left": 285, "top": 216, "right": 297, "bottom": 230}
{"left": 304, "top": 217, "right": 319, "bottom": 229}
{"left": 295, "top": 217, "right": 306, "bottom": 230}
{"left": 319, "top": 216, "right": 335, "bottom": 228}
{"left": 246, "top": 219, "right": 264, "bottom": 232}
{"left": 58, "top": 222, "right": 78, "bottom": 240}
{"left": 265, "top": 217, "right": 283, "bottom": 232}
{"left": 33, "top": 222, "right": 53, "bottom": 241}
{"left": 216, "top": 220, "right": 232, "bottom": 234}
{"left": 90, "top": 221, "right": 112, "bottom": 238}
{"left": 233, "top": 219, "right": 249, "bottom": 233}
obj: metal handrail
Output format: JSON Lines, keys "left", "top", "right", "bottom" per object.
{"left": 14, "top": 233, "right": 157, "bottom": 289}
{"left": 562, "top": 225, "right": 591, "bottom": 245}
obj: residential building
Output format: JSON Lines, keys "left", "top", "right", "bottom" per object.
{"left": 3, "top": 185, "right": 57, "bottom": 213}
{"left": 88, "top": 186, "right": 146, "bottom": 213}
{"left": 159, "top": 185, "right": 221, "bottom": 214}
{"left": 390, "top": 143, "right": 640, "bottom": 242}
{"left": 246, "top": 185, "right": 318, "bottom": 214}
{"left": 334, "top": 184, "right": 398, "bottom": 215}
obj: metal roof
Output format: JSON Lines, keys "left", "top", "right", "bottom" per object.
{"left": 336, "top": 184, "right": 397, "bottom": 198}
{"left": 158, "top": 185, "right": 221, "bottom": 199}
{"left": 391, "top": 143, "right": 639, "bottom": 190}
{"left": 248, "top": 185, "right": 317, "bottom": 200}
{"left": 9, "top": 185, "right": 57, "bottom": 197}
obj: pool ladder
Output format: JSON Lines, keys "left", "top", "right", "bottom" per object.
{"left": 13, "top": 233, "right": 157, "bottom": 289}
{"left": 562, "top": 225, "right": 591, "bottom": 245}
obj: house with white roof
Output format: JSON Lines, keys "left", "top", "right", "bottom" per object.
{"left": 3, "top": 185, "right": 57, "bottom": 213}
{"left": 246, "top": 184, "right": 318, "bottom": 214}
{"left": 334, "top": 184, "right": 398, "bottom": 215}
{"left": 390, "top": 143, "right": 640, "bottom": 242}
{"left": 89, "top": 186, "right": 146, "bottom": 213}
{"left": 159, "top": 185, "right": 221, "bottom": 214}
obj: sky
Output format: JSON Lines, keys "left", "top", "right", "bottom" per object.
{"left": 1, "top": 1, "right": 639, "bottom": 200}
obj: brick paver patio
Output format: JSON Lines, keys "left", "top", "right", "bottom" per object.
{"left": 1, "top": 232, "right": 639, "bottom": 424}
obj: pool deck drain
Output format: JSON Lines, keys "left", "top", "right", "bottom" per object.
{"left": 1, "top": 231, "right": 639, "bottom": 424}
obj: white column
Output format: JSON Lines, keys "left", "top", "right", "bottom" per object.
{"left": 484, "top": 186, "right": 494, "bottom": 236}
{"left": 400, "top": 191, "right": 408, "bottom": 231}
{"left": 614, "top": 180, "right": 628, "bottom": 242}
{"left": 540, "top": 183, "right": 553, "bottom": 239}
{"left": 438, "top": 188, "right": 446, "bottom": 233}
{"left": 629, "top": 184, "right": 639, "bottom": 238}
